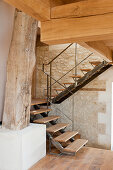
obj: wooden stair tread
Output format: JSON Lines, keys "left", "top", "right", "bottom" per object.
{"left": 64, "top": 139, "right": 88, "bottom": 153}
{"left": 47, "top": 123, "right": 69, "bottom": 133}
{"left": 63, "top": 82, "right": 74, "bottom": 85}
{"left": 30, "top": 108, "right": 51, "bottom": 115}
{"left": 80, "top": 69, "right": 91, "bottom": 72}
{"left": 54, "top": 89, "right": 64, "bottom": 91}
{"left": 70, "top": 75, "right": 82, "bottom": 78}
{"left": 46, "top": 94, "right": 57, "bottom": 98}
{"left": 33, "top": 115, "right": 60, "bottom": 124}
{"left": 109, "top": 62, "right": 113, "bottom": 65}
{"left": 31, "top": 98, "right": 47, "bottom": 105}
{"left": 54, "top": 131, "right": 78, "bottom": 143}
{"left": 51, "top": 94, "right": 57, "bottom": 97}
{"left": 89, "top": 61, "right": 101, "bottom": 65}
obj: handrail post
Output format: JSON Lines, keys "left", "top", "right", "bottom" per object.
{"left": 47, "top": 75, "right": 49, "bottom": 109}
{"left": 42, "top": 63, "right": 44, "bottom": 72}
{"left": 75, "top": 43, "right": 77, "bottom": 86}
{"left": 50, "top": 63, "right": 52, "bottom": 101}
{"left": 46, "top": 43, "right": 73, "bottom": 65}
{"left": 72, "top": 96, "right": 75, "bottom": 131}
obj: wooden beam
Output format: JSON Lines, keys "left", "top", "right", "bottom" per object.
{"left": 80, "top": 88, "right": 106, "bottom": 91}
{"left": 31, "top": 66, "right": 36, "bottom": 98}
{"left": 4, "top": 0, "right": 50, "bottom": 21}
{"left": 79, "top": 41, "right": 113, "bottom": 61}
{"left": 41, "top": 13, "right": 113, "bottom": 45}
{"left": 51, "top": 0, "right": 113, "bottom": 19}
{"left": 2, "top": 11, "right": 38, "bottom": 130}
{"left": 50, "top": 0, "right": 82, "bottom": 7}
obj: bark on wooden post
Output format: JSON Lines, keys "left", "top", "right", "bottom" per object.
{"left": 2, "top": 11, "right": 38, "bottom": 130}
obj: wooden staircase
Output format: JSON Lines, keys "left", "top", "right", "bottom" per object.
{"left": 31, "top": 99, "right": 88, "bottom": 155}
{"left": 52, "top": 61, "right": 112, "bottom": 103}
{"left": 54, "top": 131, "right": 78, "bottom": 143}
{"left": 31, "top": 59, "right": 112, "bottom": 155}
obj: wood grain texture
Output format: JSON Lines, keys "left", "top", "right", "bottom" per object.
{"left": 33, "top": 115, "right": 60, "bottom": 124}
{"left": 41, "top": 13, "right": 113, "bottom": 45}
{"left": 63, "top": 82, "right": 74, "bottom": 85}
{"left": 4, "top": 0, "right": 50, "bottom": 21}
{"left": 51, "top": 0, "right": 113, "bottom": 19}
{"left": 70, "top": 75, "right": 82, "bottom": 78}
{"left": 31, "top": 98, "right": 47, "bottom": 105}
{"left": 30, "top": 147, "right": 113, "bottom": 170}
{"left": 54, "top": 131, "right": 78, "bottom": 142}
{"left": 63, "top": 139, "right": 88, "bottom": 152}
{"left": 80, "top": 69, "right": 91, "bottom": 72}
{"left": 47, "top": 123, "right": 69, "bottom": 133}
{"left": 104, "top": 39, "right": 113, "bottom": 50}
{"left": 79, "top": 41, "right": 113, "bottom": 61}
{"left": 2, "top": 11, "right": 38, "bottom": 130}
{"left": 30, "top": 108, "right": 51, "bottom": 115}
{"left": 80, "top": 88, "right": 106, "bottom": 91}
{"left": 50, "top": 0, "right": 83, "bottom": 7}
{"left": 89, "top": 61, "right": 101, "bottom": 65}
{"left": 54, "top": 89, "right": 64, "bottom": 91}
{"left": 31, "top": 66, "right": 36, "bottom": 98}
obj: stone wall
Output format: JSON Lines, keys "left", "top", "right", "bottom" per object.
{"left": 50, "top": 68, "right": 113, "bottom": 149}
{"left": 35, "top": 41, "right": 113, "bottom": 149}
{"left": 36, "top": 43, "right": 103, "bottom": 98}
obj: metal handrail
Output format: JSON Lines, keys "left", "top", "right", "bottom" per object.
{"left": 49, "top": 52, "right": 93, "bottom": 88}
{"left": 41, "top": 44, "right": 94, "bottom": 131}
{"left": 38, "top": 69, "right": 73, "bottom": 122}
{"left": 44, "top": 43, "right": 73, "bottom": 65}
{"left": 42, "top": 69, "right": 74, "bottom": 95}
{"left": 41, "top": 52, "right": 93, "bottom": 127}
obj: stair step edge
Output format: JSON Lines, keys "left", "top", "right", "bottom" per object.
{"left": 47, "top": 123, "right": 69, "bottom": 133}
{"left": 33, "top": 115, "right": 60, "bottom": 124}
{"left": 80, "top": 69, "right": 91, "bottom": 72}
{"left": 30, "top": 108, "right": 51, "bottom": 115}
{"left": 63, "top": 139, "right": 88, "bottom": 153}
{"left": 54, "top": 131, "right": 78, "bottom": 142}
{"left": 31, "top": 98, "right": 47, "bottom": 105}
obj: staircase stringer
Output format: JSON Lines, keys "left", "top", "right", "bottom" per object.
{"left": 52, "top": 61, "right": 112, "bottom": 104}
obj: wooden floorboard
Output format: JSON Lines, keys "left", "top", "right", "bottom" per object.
{"left": 30, "top": 147, "right": 113, "bottom": 170}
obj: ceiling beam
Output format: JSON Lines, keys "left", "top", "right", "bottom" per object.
{"left": 4, "top": 0, "right": 50, "bottom": 21}
{"left": 50, "top": 0, "right": 82, "bottom": 7}
{"left": 79, "top": 41, "right": 113, "bottom": 62}
{"left": 51, "top": 0, "right": 113, "bottom": 19}
{"left": 41, "top": 13, "right": 113, "bottom": 44}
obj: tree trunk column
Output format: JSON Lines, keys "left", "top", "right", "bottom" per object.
{"left": 2, "top": 11, "right": 38, "bottom": 130}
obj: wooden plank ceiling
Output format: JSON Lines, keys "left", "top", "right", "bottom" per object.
{"left": 4, "top": 0, "right": 113, "bottom": 61}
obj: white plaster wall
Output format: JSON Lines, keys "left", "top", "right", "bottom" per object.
{"left": 98, "top": 67, "right": 113, "bottom": 149}
{"left": 0, "top": 0, "right": 15, "bottom": 121}
{"left": 111, "top": 82, "right": 113, "bottom": 150}
{"left": 0, "top": 124, "right": 46, "bottom": 170}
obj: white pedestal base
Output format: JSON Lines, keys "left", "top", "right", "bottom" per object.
{"left": 0, "top": 123, "right": 46, "bottom": 170}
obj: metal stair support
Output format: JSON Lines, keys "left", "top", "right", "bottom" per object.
{"left": 47, "top": 133, "right": 88, "bottom": 156}
{"left": 30, "top": 43, "right": 112, "bottom": 155}
{"left": 52, "top": 61, "right": 112, "bottom": 103}
{"left": 31, "top": 102, "right": 75, "bottom": 142}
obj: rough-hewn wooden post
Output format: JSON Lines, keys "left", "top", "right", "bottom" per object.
{"left": 2, "top": 11, "right": 38, "bottom": 130}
